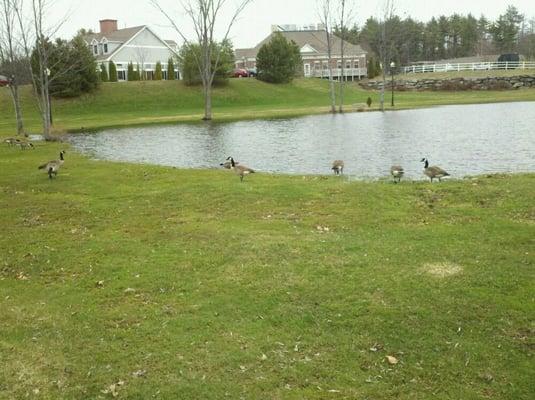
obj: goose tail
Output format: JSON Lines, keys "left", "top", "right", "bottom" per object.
{"left": 38, "top": 163, "right": 47, "bottom": 170}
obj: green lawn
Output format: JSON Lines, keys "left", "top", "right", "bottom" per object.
{"left": 0, "top": 141, "right": 533, "bottom": 399}
{"left": 1, "top": 78, "right": 535, "bottom": 135}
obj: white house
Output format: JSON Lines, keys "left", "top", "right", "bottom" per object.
{"left": 83, "top": 19, "right": 180, "bottom": 81}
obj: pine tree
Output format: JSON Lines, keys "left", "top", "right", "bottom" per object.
{"left": 155, "top": 61, "right": 163, "bottom": 80}
{"left": 108, "top": 61, "right": 118, "bottom": 82}
{"left": 256, "top": 33, "right": 302, "bottom": 84}
{"left": 167, "top": 58, "right": 175, "bottom": 80}
{"left": 100, "top": 63, "right": 109, "bottom": 82}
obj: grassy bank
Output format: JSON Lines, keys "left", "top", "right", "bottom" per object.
{"left": 1, "top": 78, "right": 535, "bottom": 135}
{"left": 0, "top": 142, "right": 533, "bottom": 399}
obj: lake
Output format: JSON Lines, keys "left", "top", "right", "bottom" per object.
{"left": 68, "top": 102, "right": 535, "bottom": 179}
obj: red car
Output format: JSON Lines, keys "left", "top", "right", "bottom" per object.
{"left": 233, "top": 68, "right": 249, "bottom": 78}
{"left": 0, "top": 75, "right": 10, "bottom": 87}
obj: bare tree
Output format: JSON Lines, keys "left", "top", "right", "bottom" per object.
{"left": 378, "top": 0, "right": 395, "bottom": 112}
{"left": 135, "top": 46, "right": 150, "bottom": 80}
{"left": 0, "top": 0, "right": 26, "bottom": 136}
{"left": 317, "top": 0, "right": 336, "bottom": 113}
{"left": 151, "top": 0, "right": 252, "bottom": 121}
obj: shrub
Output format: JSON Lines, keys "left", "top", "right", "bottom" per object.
{"left": 155, "top": 61, "right": 162, "bottom": 80}
{"left": 100, "top": 63, "right": 109, "bottom": 82}
{"left": 178, "top": 40, "right": 234, "bottom": 86}
{"left": 127, "top": 62, "right": 134, "bottom": 81}
{"left": 256, "top": 33, "right": 302, "bottom": 84}
{"left": 366, "top": 96, "right": 372, "bottom": 107}
{"left": 167, "top": 58, "right": 175, "bottom": 80}
{"left": 108, "top": 61, "right": 118, "bottom": 82}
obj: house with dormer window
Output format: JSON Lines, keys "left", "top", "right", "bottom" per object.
{"left": 235, "top": 24, "right": 367, "bottom": 80}
{"left": 83, "top": 19, "right": 180, "bottom": 81}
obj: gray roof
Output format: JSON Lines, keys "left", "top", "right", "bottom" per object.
{"left": 235, "top": 30, "right": 366, "bottom": 59}
{"left": 83, "top": 25, "right": 145, "bottom": 44}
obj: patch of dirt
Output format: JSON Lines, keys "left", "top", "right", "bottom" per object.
{"left": 423, "top": 262, "right": 463, "bottom": 278}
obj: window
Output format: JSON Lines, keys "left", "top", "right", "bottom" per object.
{"left": 117, "top": 70, "right": 126, "bottom": 81}
{"left": 304, "top": 64, "right": 311, "bottom": 76}
{"left": 93, "top": 45, "right": 98, "bottom": 55}
{"left": 104, "top": 43, "right": 108, "bottom": 53}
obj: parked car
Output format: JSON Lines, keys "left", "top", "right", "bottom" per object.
{"left": 0, "top": 75, "right": 10, "bottom": 87}
{"left": 246, "top": 68, "right": 257, "bottom": 77}
{"left": 232, "top": 68, "right": 249, "bottom": 78}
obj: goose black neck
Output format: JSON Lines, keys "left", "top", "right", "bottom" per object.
{"left": 230, "top": 158, "right": 235, "bottom": 167}
{"left": 60, "top": 152, "right": 64, "bottom": 160}
{"left": 424, "top": 160, "right": 429, "bottom": 169}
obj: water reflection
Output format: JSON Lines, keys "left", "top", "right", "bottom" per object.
{"left": 68, "top": 102, "right": 535, "bottom": 179}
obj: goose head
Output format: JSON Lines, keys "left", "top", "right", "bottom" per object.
{"left": 421, "top": 158, "right": 429, "bottom": 168}
{"left": 226, "top": 156, "right": 235, "bottom": 167}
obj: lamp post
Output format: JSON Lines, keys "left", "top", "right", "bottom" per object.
{"left": 390, "top": 61, "right": 395, "bottom": 107}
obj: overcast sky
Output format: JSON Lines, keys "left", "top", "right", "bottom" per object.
{"left": 51, "top": 0, "right": 535, "bottom": 48}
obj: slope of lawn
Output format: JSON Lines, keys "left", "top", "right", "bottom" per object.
{"left": 1, "top": 77, "right": 535, "bottom": 135}
{"left": 0, "top": 141, "right": 533, "bottom": 399}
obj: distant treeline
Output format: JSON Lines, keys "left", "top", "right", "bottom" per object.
{"left": 337, "top": 5, "right": 535, "bottom": 65}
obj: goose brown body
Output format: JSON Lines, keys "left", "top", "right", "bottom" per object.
{"left": 421, "top": 158, "right": 450, "bottom": 182}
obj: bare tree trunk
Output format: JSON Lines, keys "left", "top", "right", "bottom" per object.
{"left": 204, "top": 84, "right": 212, "bottom": 120}
{"left": 318, "top": 0, "right": 336, "bottom": 113}
{"left": 8, "top": 83, "right": 25, "bottom": 135}
{"left": 338, "top": 0, "right": 346, "bottom": 113}
{"left": 1, "top": 0, "right": 26, "bottom": 136}
{"left": 326, "top": 30, "right": 336, "bottom": 113}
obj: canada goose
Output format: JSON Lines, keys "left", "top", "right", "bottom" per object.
{"left": 38, "top": 150, "right": 65, "bottom": 179}
{"left": 421, "top": 158, "right": 450, "bottom": 182}
{"left": 219, "top": 160, "right": 240, "bottom": 169}
{"left": 4, "top": 137, "right": 21, "bottom": 146}
{"left": 226, "top": 156, "right": 254, "bottom": 182}
{"left": 332, "top": 160, "right": 344, "bottom": 175}
{"left": 390, "top": 165, "right": 404, "bottom": 183}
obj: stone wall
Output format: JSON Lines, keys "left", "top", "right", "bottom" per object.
{"left": 359, "top": 75, "right": 535, "bottom": 91}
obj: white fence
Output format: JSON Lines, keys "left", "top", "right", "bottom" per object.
{"left": 306, "top": 68, "right": 368, "bottom": 79}
{"left": 402, "top": 61, "right": 535, "bottom": 74}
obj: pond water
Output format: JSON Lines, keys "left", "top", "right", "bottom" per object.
{"left": 68, "top": 102, "right": 535, "bottom": 179}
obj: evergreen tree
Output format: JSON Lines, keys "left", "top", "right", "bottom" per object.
{"left": 489, "top": 5, "right": 524, "bottom": 52}
{"left": 32, "top": 35, "right": 98, "bottom": 98}
{"left": 155, "top": 61, "right": 163, "bottom": 80}
{"left": 256, "top": 33, "right": 302, "bottom": 84}
{"left": 167, "top": 58, "right": 175, "bottom": 80}
{"left": 108, "top": 61, "right": 118, "bottom": 82}
{"left": 127, "top": 62, "right": 134, "bottom": 81}
{"left": 100, "top": 63, "right": 109, "bottom": 82}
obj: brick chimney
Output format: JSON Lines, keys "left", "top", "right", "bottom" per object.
{"left": 99, "top": 19, "right": 118, "bottom": 34}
